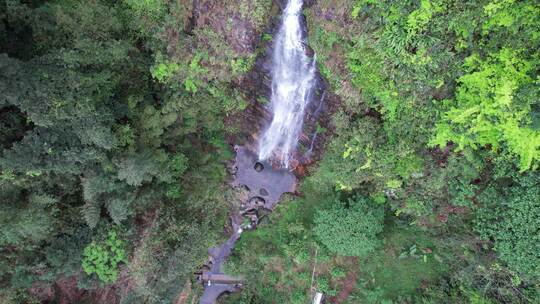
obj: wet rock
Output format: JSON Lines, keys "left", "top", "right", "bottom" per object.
{"left": 193, "top": 1, "right": 270, "bottom": 54}
{"left": 254, "top": 162, "right": 264, "bottom": 172}
{"left": 304, "top": 44, "right": 315, "bottom": 57}
{"left": 233, "top": 146, "right": 297, "bottom": 209}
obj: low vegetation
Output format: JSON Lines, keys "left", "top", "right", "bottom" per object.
{"left": 223, "top": 0, "right": 540, "bottom": 303}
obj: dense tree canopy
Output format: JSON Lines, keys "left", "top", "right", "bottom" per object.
{"left": 314, "top": 196, "right": 384, "bottom": 257}
{"left": 1, "top": 0, "right": 539, "bottom": 303}
{"left": 1, "top": 0, "right": 249, "bottom": 302}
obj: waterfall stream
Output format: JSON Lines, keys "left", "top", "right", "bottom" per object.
{"left": 199, "top": 1, "right": 316, "bottom": 303}
{"left": 258, "top": 0, "right": 316, "bottom": 167}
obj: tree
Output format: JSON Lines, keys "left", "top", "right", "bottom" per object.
{"left": 475, "top": 172, "right": 540, "bottom": 279}
{"left": 314, "top": 196, "right": 384, "bottom": 257}
{"left": 431, "top": 49, "right": 540, "bottom": 171}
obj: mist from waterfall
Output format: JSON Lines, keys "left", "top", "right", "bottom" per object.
{"left": 257, "top": 0, "right": 316, "bottom": 167}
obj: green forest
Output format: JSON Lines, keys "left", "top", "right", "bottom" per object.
{"left": 0, "top": 0, "right": 539, "bottom": 303}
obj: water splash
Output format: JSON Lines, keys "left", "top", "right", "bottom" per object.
{"left": 258, "top": 0, "right": 316, "bottom": 167}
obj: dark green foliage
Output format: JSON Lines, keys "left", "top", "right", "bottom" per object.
{"left": 359, "top": 219, "right": 448, "bottom": 301}
{"left": 1, "top": 0, "right": 247, "bottom": 302}
{"left": 44, "top": 226, "right": 92, "bottom": 278}
{"left": 314, "top": 196, "right": 384, "bottom": 257}
{"left": 117, "top": 151, "right": 162, "bottom": 187}
{"left": 475, "top": 173, "right": 540, "bottom": 279}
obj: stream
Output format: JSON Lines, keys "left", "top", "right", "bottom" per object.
{"left": 199, "top": 1, "right": 317, "bottom": 302}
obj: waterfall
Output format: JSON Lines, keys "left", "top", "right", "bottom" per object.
{"left": 258, "top": 0, "right": 316, "bottom": 167}
{"left": 200, "top": 2, "right": 312, "bottom": 302}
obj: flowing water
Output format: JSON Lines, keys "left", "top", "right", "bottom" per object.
{"left": 199, "top": 1, "right": 315, "bottom": 302}
{"left": 258, "top": 0, "right": 316, "bottom": 167}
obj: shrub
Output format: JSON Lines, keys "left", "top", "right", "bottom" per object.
{"left": 314, "top": 196, "right": 384, "bottom": 257}
{"left": 82, "top": 230, "right": 127, "bottom": 283}
{"left": 475, "top": 173, "right": 540, "bottom": 279}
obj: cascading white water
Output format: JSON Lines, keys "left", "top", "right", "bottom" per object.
{"left": 258, "top": 0, "right": 316, "bottom": 167}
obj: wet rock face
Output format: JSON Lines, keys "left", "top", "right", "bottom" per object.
{"left": 229, "top": 4, "right": 333, "bottom": 170}
{"left": 179, "top": 1, "right": 335, "bottom": 171}
{"left": 191, "top": 0, "right": 273, "bottom": 54}
{"left": 232, "top": 146, "right": 296, "bottom": 209}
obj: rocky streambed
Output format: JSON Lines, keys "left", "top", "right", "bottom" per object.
{"left": 196, "top": 1, "right": 335, "bottom": 303}
{"left": 198, "top": 146, "right": 297, "bottom": 304}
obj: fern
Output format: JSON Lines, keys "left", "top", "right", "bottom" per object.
{"left": 107, "top": 198, "right": 131, "bottom": 225}
{"left": 82, "top": 201, "right": 100, "bottom": 228}
{"left": 431, "top": 48, "right": 540, "bottom": 171}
